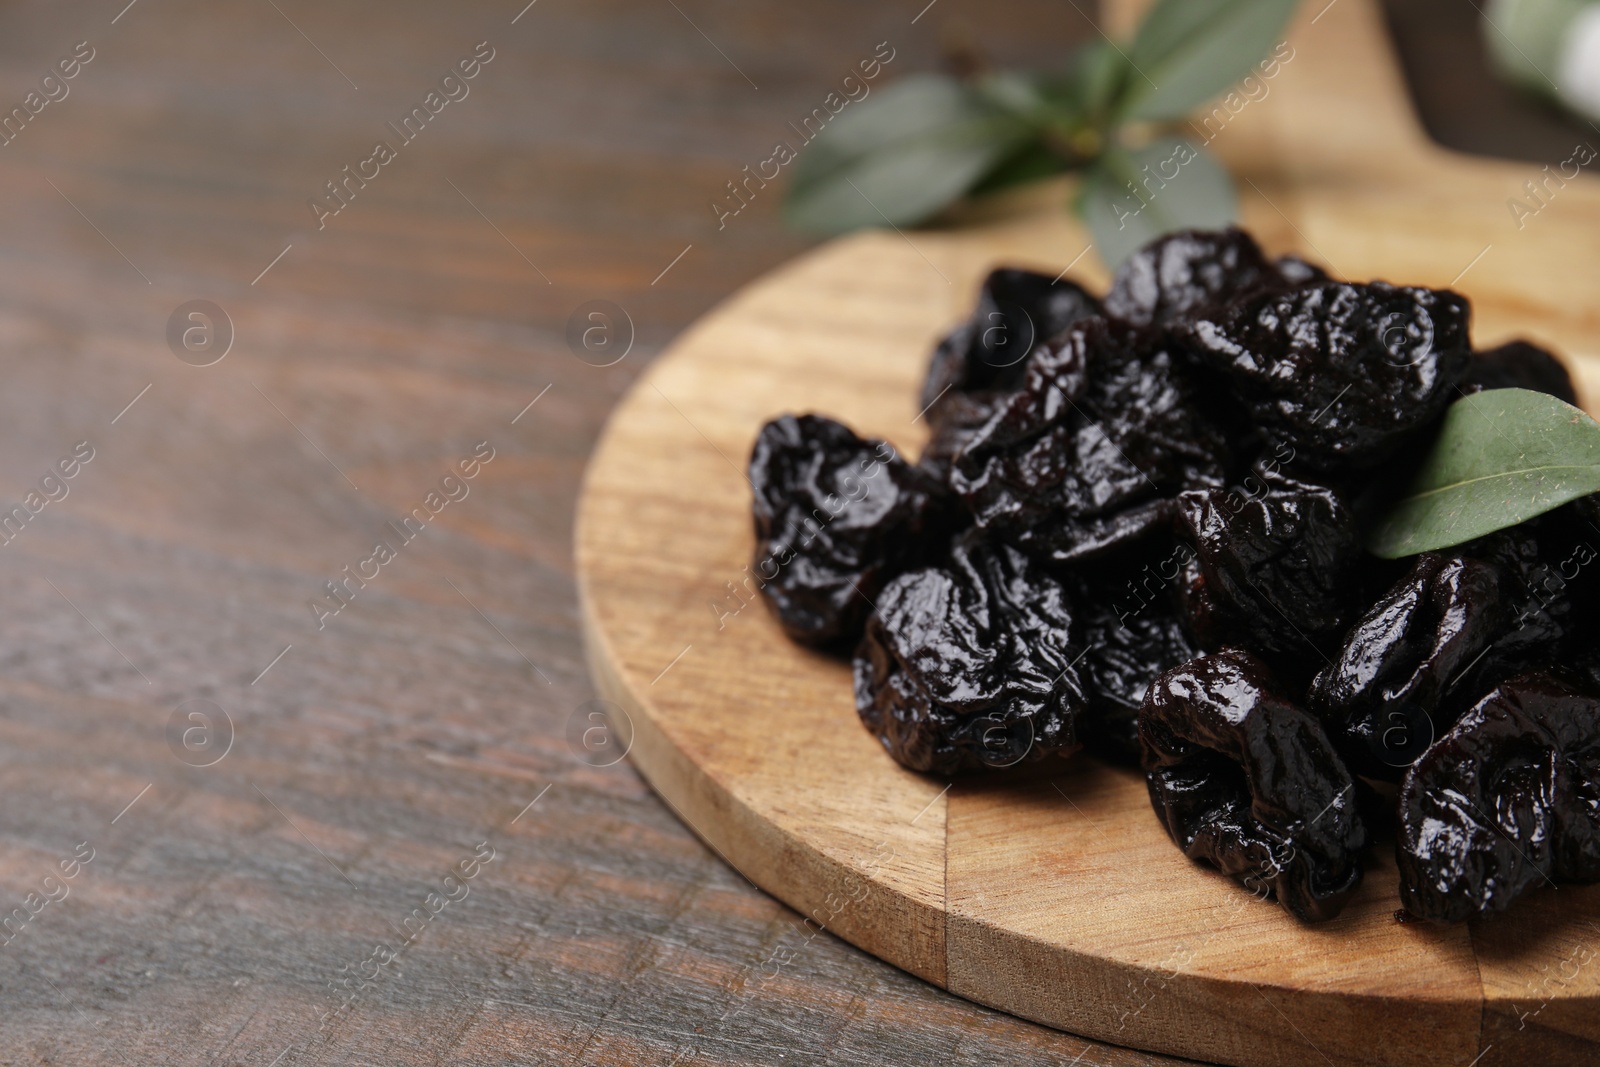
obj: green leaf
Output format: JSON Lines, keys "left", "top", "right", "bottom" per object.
{"left": 1119, "top": 0, "right": 1301, "bottom": 122}
{"left": 970, "top": 139, "right": 1074, "bottom": 196}
{"left": 973, "top": 71, "right": 1056, "bottom": 118}
{"left": 784, "top": 75, "right": 1032, "bottom": 234}
{"left": 1073, "top": 40, "right": 1134, "bottom": 122}
{"left": 1077, "top": 137, "right": 1236, "bottom": 267}
{"left": 1368, "top": 388, "right": 1600, "bottom": 559}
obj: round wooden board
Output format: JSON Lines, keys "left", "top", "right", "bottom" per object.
{"left": 576, "top": 2, "right": 1600, "bottom": 1064}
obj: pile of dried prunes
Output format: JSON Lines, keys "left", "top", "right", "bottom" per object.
{"left": 747, "top": 228, "right": 1600, "bottom": 924}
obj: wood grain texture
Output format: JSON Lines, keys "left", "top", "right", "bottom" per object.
{"left": 577, "top": 1, "right": 1600, "bottom": 1065}
{"left": 0, "top": 1, "right": 1201, "bottom": 1065}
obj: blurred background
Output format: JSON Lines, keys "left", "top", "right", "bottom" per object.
{"left": 0, "top": 1, "right": 1592, "bottom": 1065}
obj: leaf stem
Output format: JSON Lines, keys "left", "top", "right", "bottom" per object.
{"left": 1038, "top": 122, "right": 1104, "bottom": 169}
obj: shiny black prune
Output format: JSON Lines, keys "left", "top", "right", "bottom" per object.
{"left": 920, "top": 268, "right": 1101, "bottom": 420}
{"left": 750, "top": 414, "right": 948, "bottom": 648}
{"left": 1140, "top": 648, "right": 1368, "bottom": 922}
{"left": 1573, "top": 645, "right": 1600, "bottom": 699}
{"left": 853, "top": 531, "right": 1085, "bottom": 774}
{"left": 1463, "top": 503, "right": 1600, "bottom": 682}
{"left": 749, "top": 223, "right": 1600, "bottom": 926}
{"left": 916, "top": 391, "right": 1001, "bottom": 488}
{"left": 951, "top": 317, "right": 1235, "bottom": 563}
{"left": 1103, "top": 227, "right": 1281, "bottom": 327}
{"left": 1175, "top": 467, "right": 1368, "bottom": 678}
{"left": 1396, "top": 672, "right": 1600, "bottom": 922}
{"left": 1073, "top": 557, "right": 1199, "bottom": 765}
{"left": 1309, "top": 553, "right": 1508, "bottom": 781}
{"left": 1185, "top": 281, "right": 1472, "bottom": 471}
{"left": 1312, "top": 503, "right": 1600, "bottom": 781}
{"left": 1462, "top": 340, "right": 1578, "bottom": 405}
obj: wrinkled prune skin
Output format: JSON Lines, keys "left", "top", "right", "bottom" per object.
{"left": 916, "top": 391, "right": 1001, "bottom": 488}
{"left": 1397, "top": 672, "right": 1600, "bottom": 922}
{"left": 1104, "top": 228, "right": 1280, "bottom": 327}
{"left": 750, "top": 414, "right": 948, "bottom": 648}
{"left": 1309, "top": 553, "right": 1508, "bottom": 781}
{"left": 1185, "top": 281, "right": 1472, "bottom": 471}
{"left": 1175, "top": 468, "right": 1367, "bottom": 680}
{"left": 1073, "top": 566, "right": 1198, "bottom": 765}
{"left": 1312, "top": 502, "right": 1600, "bottom": 781}
{"left": 951, "top": 318, "right": 1236, "bottom": 563}
{"left": 1572, "top": 645, "right": 1600, "bottom": 700}
{"left": 1462, "top": 340, "right": 1578, "bottom": 406}
{"left": 1140, "top": 648, "right": 1368, "bottom": 922}
{"left": 1461, "top": 503, "right": 1600, "bottom": 684}
{"left": 854, "top": 532, "right": 1085, "bottom": 774}
{"left": 920, "top": 268, "right": 1101, "bottom": 418}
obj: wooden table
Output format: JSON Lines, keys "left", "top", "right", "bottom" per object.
{"left": 0, "top": 2, "right": 1562, "bottom": 1065}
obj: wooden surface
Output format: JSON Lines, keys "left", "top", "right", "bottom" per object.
{"left": 0, "top": 0, "right": 1591, "bottom": 1065}
{"left": 577, "top": 2, "right": 1600, "bottom": 1066}
{"left": 0, "top": 2, "right": 1197, "bottom": 1066}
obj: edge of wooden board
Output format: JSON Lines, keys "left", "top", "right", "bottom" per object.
{"left": 575, "top": 1, "right": 1600, "bottom": 1059}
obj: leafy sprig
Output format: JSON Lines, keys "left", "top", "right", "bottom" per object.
{"left": 784, "top": 0, "right": 1302, "bottom": 265}
{"left": 1369, "top": 388, "right": 1600, "bottom": 558}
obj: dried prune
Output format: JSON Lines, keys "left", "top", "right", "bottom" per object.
{"left": 1396, "top": 672, "right": 1600, "bottom": 922}
{"left": 1462, "top": 504, "right": 1600, "bottom": 683}
{"left": 750, "top": 414, "right": 948, "bottom": 647}
{"left": 920, "top": 268, "right": 1101, "bottom": 419}
{"left": 1185, "top": 281, "right": 1472, "bottom": 471}
{"left": 951, "top": 318, "right": 1236, "bottom": 563}
{"left": 1175, "top": 467, "right": 1368, "bottom": 678}
{"left": 1462, "top": 340, "right": 1577, "bottom": 406}
{"left": 854, "top": 531, "right": 1085, "bottom": 774}
{"left": 1572, "top": 645, "right": 1600, "bottom": 698}
{"left": 1311, "top": 504, "right": 1600, "bottom": 780}
{"left": 916, "top": 391, "right": 1001, "bottom": 488}
{"left": 1309, "top": 553, "right": 1507, "bottom": 780}
{"left": 749, "top": 225, "right": 1599, "bottom": 926}
{"left": 1103, "top": 227, "right": 1280, "bottom": 327}
{"left": 1141, "top": 648, "right": 1368, "bottom": 922}
{"left": 1073, "top": 556, "right": 1199, "bottom": 764}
